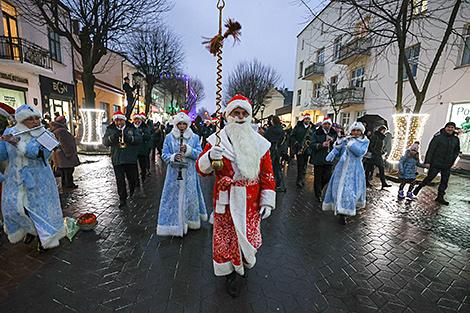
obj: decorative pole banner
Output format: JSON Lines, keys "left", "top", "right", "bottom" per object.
{"left": 203, "top": 0, "right": 241, "bottom": 170}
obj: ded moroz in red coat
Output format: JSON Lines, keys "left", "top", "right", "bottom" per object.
{"left": 196, "top": 128, "right": 276, "bottom": 276}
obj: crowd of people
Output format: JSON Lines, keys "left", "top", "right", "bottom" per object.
{"left": 0, "top": 94, "right": 464, "bottom": 299}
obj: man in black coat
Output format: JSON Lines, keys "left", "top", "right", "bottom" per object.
{"left": 413, "top": 122, "right": 461, "bottom": 205}
{"left": 365, "top": 125, "right": 391, "bottom": 188}
{"left": 309, "top": 118, "right": 337, "bottom": 202}
{"left": 264, "top": 116, "right": 287, "bottom": 192}
{"left": 103, "top": 111, "right": 143, "bottom": 207}
{"left": 290, "top": 114, "right": 313, "bottom": 188}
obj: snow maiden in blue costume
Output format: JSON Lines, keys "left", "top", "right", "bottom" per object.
{"left": 0, "top": 104, "right": 65, "bottom": 249}
{"left": 322, "top": 122, "right": 369, "bottom": 225}
{"left": 156, "top": 111, "right": 207, "bottom": 236}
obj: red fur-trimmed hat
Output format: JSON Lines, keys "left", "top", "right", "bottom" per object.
{"left": 224, "top": 94, "right": 253, "bottom": 117}
{"left": 112, "top": 111, "right": 126, "bottom": 121}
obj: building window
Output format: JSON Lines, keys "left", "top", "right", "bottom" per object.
{"left": 100, "top": 102, "right": 110, "bottom": 122}
{"left": 302, "top": 39, "right": 305, "bottom": 50}
{"left": 338, "top": 6, "right": 343, "bottom": 21}
{"left": 461, "top": 25, "right": 470, "bottom": 66}
{"left": 333, "top": 36, "right": 342, "bottom": 60}
{"left": 357, "top": 111, "right": 367, "bottom": 118}
{"left": 321, "top": 22, "right": 324, "bottom": 35}
{"left": 48, "top": 29, "right": 62, "bottom": 62}
{"left": 350, "top": 67, "right": 365, "bottom": 87}
{"left": 299, "top": 61, "right": 304, "bottom": 78}
{"left": 340, "top": 112, "right": 351, "bottom": 129}
{"left": 317, "top": 48, "right": 325, "bottom": 64}
{"left": 113, "top": 105, "right": 121, "bottom": 112}
{"left": 313, "top": 82, "right": 322, "bottom": 99}
{"left": 296, "top": 89, "right": 302, "bottom": 106}
{"left": 330, "top": 75, "right": 338, "bottom": 94}
{"left": 404, "top": 44, "right": 420, "bottom": 79}
{"left": 412, "top": 0, "right": 428, "bottom": 15}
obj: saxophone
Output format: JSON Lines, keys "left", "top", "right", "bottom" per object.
{"left": 119, "top": 128, "right": 127, "bottom": 149}
{"left": 299, "top": 126, "right": 312, "bottom": 154}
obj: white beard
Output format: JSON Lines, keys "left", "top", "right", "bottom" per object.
{"left": 225, "top": 116, "right": 261, "bottom": 180}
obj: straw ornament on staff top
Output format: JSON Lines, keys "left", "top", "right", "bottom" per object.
{"left": 202, "top": 0, "right": 242, "bottom": 171}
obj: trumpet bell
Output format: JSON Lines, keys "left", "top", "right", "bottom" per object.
{"left": 211, "top": 159, "right": 224, "bottom": 171}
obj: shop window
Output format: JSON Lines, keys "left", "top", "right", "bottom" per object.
{"left": 461, "top": 25, "right": 470, "bottom": 66}
{"left": 350, "top": 67, "right": 365, "bottom": 88}
{"left": 48, "top": 29, "right": 62, "bottom": 62}
{"left": 357, "top": 111, "right": 367, "bottom": 118}
{"left": 330, "top": 75, "right": 338, "bottom": 94}
{"left": 0, "top": 86, "right": 25, "bottom": 108}
{"left": 404, "top": 44, "right": 420, "bottom": 79}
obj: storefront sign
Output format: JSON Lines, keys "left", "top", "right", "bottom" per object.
{"left": 0, "top": 72, "right": 28, "bottom": 84}
{"left": 39, "top": 75, "right": 75, "bottom": 100}
{"left": 449, "top": 102, "right": 470, "bottom": 155}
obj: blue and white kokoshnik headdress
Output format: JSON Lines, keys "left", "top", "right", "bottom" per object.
{"left": 15, "top": 104, "right": 41, "bottom": 123}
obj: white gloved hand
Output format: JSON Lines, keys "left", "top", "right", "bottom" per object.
{"left": 209, "top": 146, "right": 224, "bottom": 160}
{"left": 260, "top": 206, "right": 272, "bottom": 219}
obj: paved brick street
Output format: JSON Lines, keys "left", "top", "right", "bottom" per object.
{"left": 0, "top": 156, "right": 469, "bottom": 313}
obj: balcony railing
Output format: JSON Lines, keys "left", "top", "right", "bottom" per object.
{"left": 0, "top": 36, "right": 53, "bottom": 70}
{"left": 336, "top": 37, "right": 372, "bottom": 65}
{"left": 303, "top": 63, "right": 324, "bottom": 80}
{"left": 333, "top": 87, "right": 365, "bottom": 104}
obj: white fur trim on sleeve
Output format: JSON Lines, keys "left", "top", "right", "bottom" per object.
{"left": 260, "top": 189, "right": 276, "bottom": 209}
{"left": 170, "top": 154, "right": 176, "bottom": 162}
{"left": 197, "top": 151, "right": 213, "bottom": 174}
{"left": 184, "top": 144, "right": 192, "bottom": 157}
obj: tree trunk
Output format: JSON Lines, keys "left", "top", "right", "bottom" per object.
{"left": 144, "top": 83, "right": 153, "bottom": 115}
{"left": 396, "top": 42, "right": 405, "bottom": 113}
{"left": 81, "top": 67, "right": 96, "bottom": 109}
{"left": 413, "top": 93, "right": 425, "bottom": 113}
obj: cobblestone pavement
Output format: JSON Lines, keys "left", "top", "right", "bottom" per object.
{"left": 0, "top": 156, "right": 469, "bottom": 313}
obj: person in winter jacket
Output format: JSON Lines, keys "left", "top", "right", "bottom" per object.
{"left": 398, "top": 142, "right": 422, "bottom": 200}
{"left": 413, "top": 122, "right": 461, "bottom": 205}
{"left": 264, "top": 116, "right": 287, "bottom": 192}
{"left": 365, "top": 125, "right": 391, "bottom": 188}
{"left": 50, "top": 116, "right": 80, "bottom": 189}
{"left": 290, "top": 114, "right": 313, "bottom": 188}
{"left": 103, "top": 111, "right": 143, "bottom": 208}
{"left": 132, "top": 113, "right": 152, "bottom": 184}
{"left": 309, "top": 118, "right": 337, "bottom": 202}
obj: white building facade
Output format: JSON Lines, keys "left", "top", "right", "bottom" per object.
{"left": 292, "top": 1, "right": 470, "bottom": 165}
{"left": 0, "top": 0, "right": 75, "bottom": 127}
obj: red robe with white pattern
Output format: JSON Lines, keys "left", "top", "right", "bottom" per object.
{"left": 196, "top": 129, "right": 276, "bottom": 276}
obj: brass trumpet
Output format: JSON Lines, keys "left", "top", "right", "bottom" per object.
{"left": 119, "top": 129, "right": 127, "bottom": 149}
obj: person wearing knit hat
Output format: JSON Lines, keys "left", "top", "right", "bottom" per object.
{"left": 50, "top": 116, "right": 80, "bottom": 190}
{"left": 310, "top": 116, "right": 338, "bottom": 202}
{"left": 156, "top": 110, "right": 207, "bottom": 237}
{"left": 322, "top": 121, "right": 370, "bottom": 225}
{"left": 291, "top": 112, "right": 313, "bottom": 188}
{"left": 196, "top": 94, "right": 275, "bottom": 297}
{"left": 397, "top": 141, "right": 422, "bottom": 200}
{"left": 0, "top": 104, "right": 66, "bottom": 251}
{"left": 103, "top": 110, "right": 143, "bottom": 208}
{"left": 413, "top": 122, "right": 460, "bottom": 205}
{"left": 133, "top": 113, "right": 152, "bottom": 184}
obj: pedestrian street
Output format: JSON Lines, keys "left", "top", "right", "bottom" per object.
{"left": 0, "top": 155, "right": 469, "bottom": 313}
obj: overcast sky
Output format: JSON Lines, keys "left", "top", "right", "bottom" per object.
{"left": 164, "top": 0, "right": 315, "bottom": 112}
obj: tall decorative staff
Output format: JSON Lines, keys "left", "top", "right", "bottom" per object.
{"left": 203, "top": 0, "right": 241, "bottom": 170}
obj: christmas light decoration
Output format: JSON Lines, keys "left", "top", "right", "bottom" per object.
{"left": 388, "top": 113, "right": 429, "bottom": 163}
{"left": 80, "top": 109, "right": 105, "bottom": 145}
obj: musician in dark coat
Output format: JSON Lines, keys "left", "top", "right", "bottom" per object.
{"left": 290, "top": 114, "right": 313, "bottom": 188}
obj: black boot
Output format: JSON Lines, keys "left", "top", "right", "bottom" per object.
{"left": 413, "top": 186, "right": 422, "bottom": 196}
{"left": 338, "top": 215, "right": 347, "bottom": 225}
{"left": 225, "top": 272, "right": 243, "bottom": 297}
{"left": 435, "top": 196, "right": 449, "bottom": 205}
{"left": 119, "top": 200, "right": 127, "bottom": 208}
{"left": 23, "top": 233, "right": 36, "bottom": 244}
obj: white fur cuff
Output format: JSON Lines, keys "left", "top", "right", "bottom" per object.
{"left": 260, "top": 189, "right": 276, "bottom": 209}
{"left": 184, "top": 145, "right": 192, "bottom": 157}
{"left": 197, "top": 152, "right": 213, "bottom": 174}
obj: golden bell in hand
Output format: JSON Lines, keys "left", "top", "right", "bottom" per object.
{"left": 211, "top": 159, "right": 224, "bottom": 171}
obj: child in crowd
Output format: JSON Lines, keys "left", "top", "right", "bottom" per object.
{"left": 398, "top": 142, "right": 422, "bottom": 200}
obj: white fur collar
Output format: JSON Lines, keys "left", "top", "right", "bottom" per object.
{"left": 207, "top": 128, "right": 271, "bottom": 161}
{"left": 171, "top": 126, "right": 193, "bottom": 140}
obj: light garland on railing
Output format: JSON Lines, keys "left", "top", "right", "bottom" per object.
{"left": 388, "top": 113, "right": 429, "bottom": 163}
{"left": 80, "top": 109, "right": 105, "bottom": 145}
